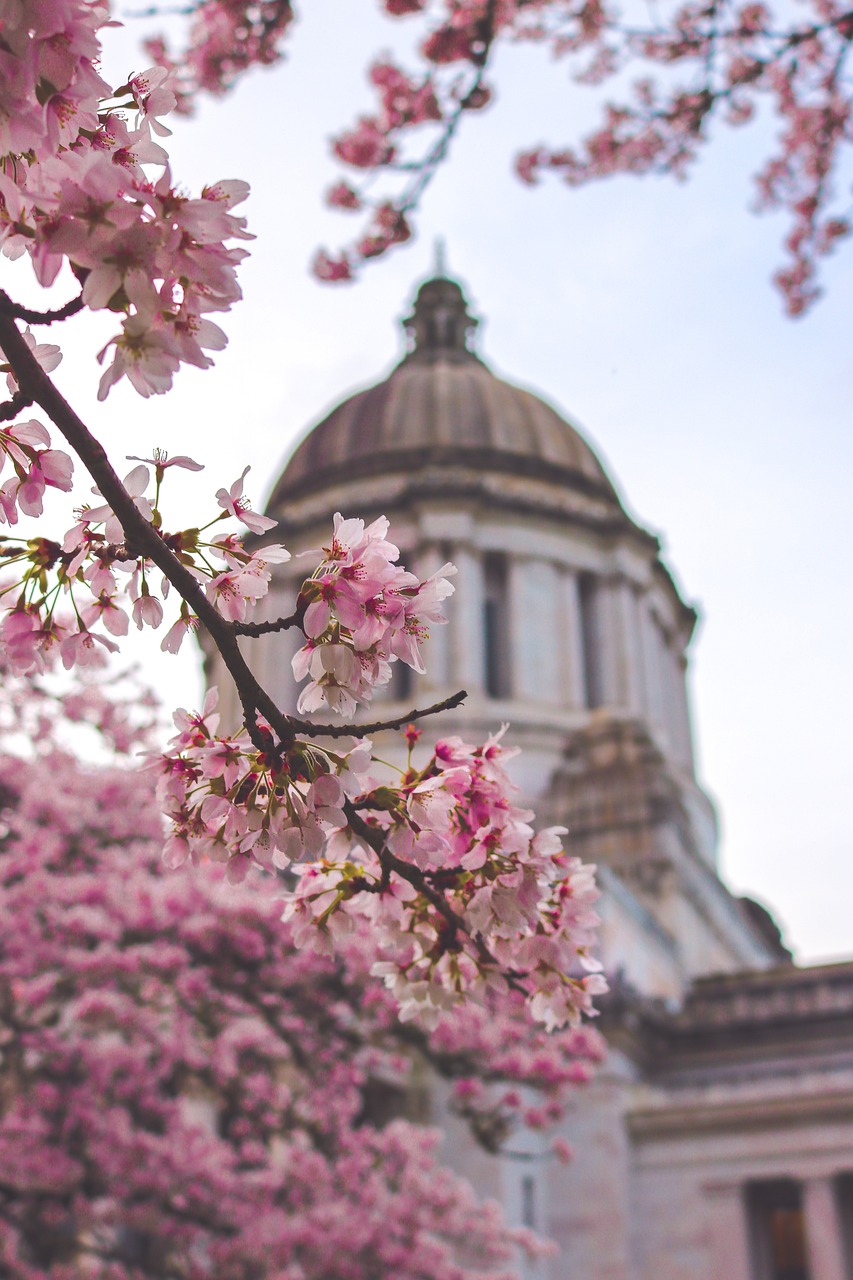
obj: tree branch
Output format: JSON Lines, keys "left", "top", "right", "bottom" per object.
{"left": 233, "top": 609, "right": 302, "bottom": 636}
{"left": 0, "top": 389, "right": 33, "bottom": 422}
{"left": 288, "top": 689, "right": 468, "bottom": 739}
{"left": 343, "top": 797, "right": 525, "bottom": 989}
{"left": 0, "top": 293, "right": 84, "bottom": 325}
{"left": 0, "top": 301, "right": 469, "bottom": 765}
{"left": 0, "top": 297, "right": 298, "bottom": 754}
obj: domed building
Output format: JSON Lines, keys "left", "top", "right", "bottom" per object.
{"left": 209, "top": 272, "right": 853, "bottom": 1280}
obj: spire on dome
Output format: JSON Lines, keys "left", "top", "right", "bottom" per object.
{"left": 401, "top": 268, "right": 480, "bottom": 363}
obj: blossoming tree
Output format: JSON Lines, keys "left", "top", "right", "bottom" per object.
{"left": 0, "top": 667, "right": 605, "bottom": 1277}
{"left": 0, "top": 1, "right": 606, "bottom": 1036}
{"left": 144, "top": 0, "right": 853, "bottom": 315}
{"left": 0, "top": 7, "right": 615, "bottom": 1272}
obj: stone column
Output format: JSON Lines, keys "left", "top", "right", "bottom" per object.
{"left": 705, "top": 1183, "right": 753, "bottom": 1280}
{"left": 588, "top": 576, "right": 619, "bottom": 707}
{"left": 639, "top": 600, "right": 665, "bottom": 732}
{"left": 449, "top": 543, "right": 485, "bottom": 695}
{"left": 656, "top": 627, "right": 681, "bottom": 758}
{"left": 596, "top": 576, "right": 643, "bottom": 711}
{"left": 672, "top": 651, "right": 696, "bottom": 772}
{"left": 558, "top": 569, "right": 587, "bottom": 709}
{"left": 614, "top": 578, "right": 645, "bottom": 714}
{"left": 803, "top": 1176, "right": 848, "bottom": 1280}
{"left": 509, "top": 557, "right": 561, "bottom": 705}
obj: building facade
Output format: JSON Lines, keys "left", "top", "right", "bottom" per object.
{"left": 207, "top": 273, "right": 853, "bottom": 1280}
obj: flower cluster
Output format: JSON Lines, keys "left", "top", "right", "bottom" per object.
{"left": 149, "top": 687, "right": 376, "bottom": 879}
{"left": 139, "top": 0, "right": 853, "bottom": 310}
{"left": 143, "top": 1, "right": 297, "bottom": 109}
{"left": 156, "top": 697, "right": 606, "bottom": 1032}
{"left": 285, "top": 728, "right": 606, "bottom": 1030}
{"left": 0, "top": 1, "right": 251, "bottom": 396}
{"left": 293, "top": 513, "right": 455, "bottom": 716}
{"left": 0, "top": 452, "right": 284, "bottom": 673}
{"left": 0, "top": 417, "right": 73, "bottom": 525}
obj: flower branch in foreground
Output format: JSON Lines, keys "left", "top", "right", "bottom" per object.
{"left": 0, "top": 306, "right": 605, "bottom": 1035}
{"left": 153, "top": 703, "right": 606, "bottom": 1031}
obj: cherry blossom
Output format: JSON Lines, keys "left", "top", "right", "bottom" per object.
{"left": 153, "top": 698, "right": 606, "bottom": 1032}
{"left": 215, "top": 465, "right": 277, "bottom": 533}
{"left": 292, "top": 512, "right": 456, "bottom": 713}
{"left": 0, "top": 418, "right": 74, "bottom": 525}
{"left": 0, "top": 3, "right": 609, "bottom": 1055}
{"left": 0, "top": 456, "right": 285, "bottom": 671}
{"left": 0, "top": 662, "right": 605, "bottom": 1278}
{"left": 142, "top": 0, "right": 853, "bottom": 310}
{"left": 0, "top": 2, "right": 252, "bottom": 395}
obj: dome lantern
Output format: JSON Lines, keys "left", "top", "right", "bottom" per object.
{"left": 401, "top": 275, "right": 480, "bottom": 363}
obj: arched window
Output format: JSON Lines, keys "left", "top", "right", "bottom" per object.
{"left": 483, "top": 552, "right": 511, "bottom": 698}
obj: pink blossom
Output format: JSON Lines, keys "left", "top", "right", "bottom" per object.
{"left": 312, "top": 250, "right": 353, "bottom": 282}
{"left": 215, "top": 466, "right": 276, "bottom": 534}
{"left": 333, "top": 117, "right": 394, "bottom": 168}
{"left": 2, "top": 328, "right": 62, "bottom": 393}
{"left": 60, "top": 628, "right": 119, "bottom": 670}
{"left": 127, "top": 450, "right": 204, "bottom": 472}
{"left": 132, "top": 592, "right": 165, "bottom": 629}
{"left": 326, "top": 181, "right": 362, "bottom": 210}
{"left": 161, "top": 613, "right": 198, "bottom": 653}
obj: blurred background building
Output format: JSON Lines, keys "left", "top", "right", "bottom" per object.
{"left": 206, "top": 271, "right": 853, "bottom": 1280}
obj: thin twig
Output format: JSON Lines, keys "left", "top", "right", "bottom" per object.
{"left": 0, "top": 294, "right": 84, "bottom": 325}
{"left": 290, "top": 689, "right": 468, "bottom": 740}
{"left": 345, "top": 798, "right": 525, "bottom": 987}
{"left": 233, "top": 609, "right": 302, "bottom": 636}
{"left": 0, "top": 297, "right": 296, "bottom": 755}
{"left": 0, "top": 389, "right": 33, "bottom": 423}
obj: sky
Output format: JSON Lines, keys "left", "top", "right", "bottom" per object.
{"left": 12, "top": 3, "right": 852, "bottom": 962}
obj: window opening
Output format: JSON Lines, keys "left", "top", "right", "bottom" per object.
{"left": 747, "top": 1181, "right": 811, "bottom": 1280}
{"left": 390, "top": 659, "right": 413, "bottom": 703}
{"left": 835, "top": 1174, "right": 853, "bottom": 1277}
{"left": 483, "top": 553, "right": 511, "bottom": 699}
{"left": 578, "top": 573, "right": 604, "bottom": 709}
{"left": 521, "top": 1174, "right": 537, "bottom": 1230}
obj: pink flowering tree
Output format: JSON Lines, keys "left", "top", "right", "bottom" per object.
{"left": 0, "top": 668, "right": 604, "bottom": 1277}
{"left": 0, "top": 10, "right": 613, "bottom": 1271}
{"left": 146, "top": 0, "right": 853, "bottom": 314}
{"left": 0, "top": 1, "right": 606, "bottom": 1035}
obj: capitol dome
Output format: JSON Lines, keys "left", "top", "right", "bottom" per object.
{"left": 209, "top": 264, "right": 784, "bottom": 996}
{"left": 267, "top": 275, "right": 622, "bottom": 516}
{"left": 204, "top": 270, "right": 827, "bottom": 1280}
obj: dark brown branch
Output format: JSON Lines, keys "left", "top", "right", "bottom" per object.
{"left": 0, "top": 301, "right": 468, "bottom": 764}
{"left": 288, "top": 689, "right": 468, "bottom": 740}
{"left": 0, "top": 389, "right": 33, "bottom": 422}
{"left": 343, "top": 797, "right": 524, "bottom": 988}
{"left": 345, "top": 802, "right": 462, "bottom": 938}
{"left": 233, "top": 609, "right": 302, "bottom": 636}
{"left": 0, "top": 293, "right": 84, "bottom": 325}
{"left": 0, "top": 297, "right": 298, "bottom": 755}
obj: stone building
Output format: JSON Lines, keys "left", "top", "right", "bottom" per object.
{"left": 207, "top": 272, "right": 853, "bottom": 1280}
